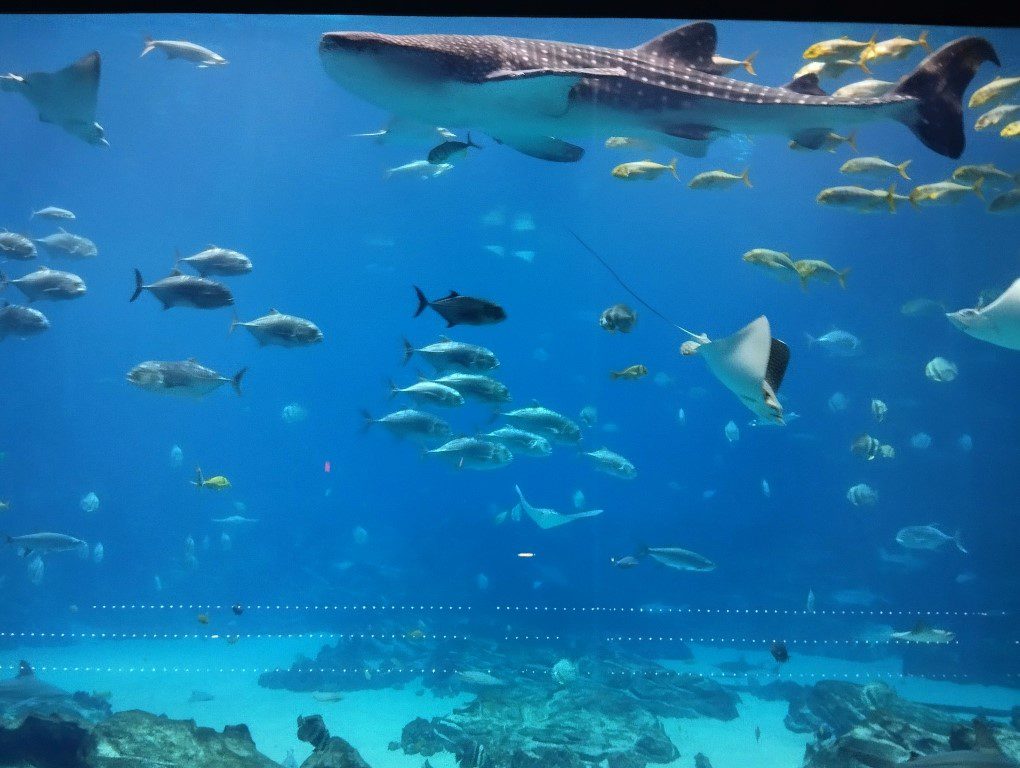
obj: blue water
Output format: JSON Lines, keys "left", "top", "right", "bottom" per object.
{"left": 1, "top": 14, "right": 1019, "bottom": 762}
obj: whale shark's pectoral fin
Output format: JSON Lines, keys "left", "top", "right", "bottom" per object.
{"left": 635, "top": 22, "right": 717, "bottom": 71}
{"left": 483, "top": 66, "right": 626, "bottom": 117}
{"left": 783, "top": 73, "right": 827, "bottom": 96}
{"left": 493, "top": 133, "right": 584, "bottom": 162}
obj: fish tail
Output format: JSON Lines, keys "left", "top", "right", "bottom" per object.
{"left": 130, "top": 269, "right": 144, "bottom": 302}
{"left": 857, "top": 56, "right": 872, "bottom": 75}
{"left": 971, "top": 175, "right": 984, "bottom": 200}
{"left": 359, "top": 409, "right": 374, "bottom": 433}
{"left": 231, "top": 367, "right": 246, "bottom": 396}
{"left": 845, "top": 132, "right": 858, "bottom": 153}
{"left": 609, "top": 371, "right": 620, "bottom": 379}
{"left": 897, "top": 160, "right": 912, "bottom": 180}
{"left": 401, "top": 337, "right": 414, "bottom": 365}
{"left": 804, "top": 333, "right": 816, "bottom": 348}
{"left": 953, "top": 530, "right": 968, "bottom": 554}
{"left": 740, "top": 167, "right": 752, "bottom": 187}
{"left": 228, "top": 311, "right": 240, "bottom": 335}
{"left": 192, "top": 466, "right": 204, "bottom": 488}
{"left": 388, "top": 379, "right": 399, "bottom": 399}
{"left": 918, "top": 30, "right": 930, "bottom": 51}
{"left": 742, "top": 51, "right": 758, "bottom": 76}
{"left": 799, "top": 275, "right": 809, "bottom": 292}
{"left": 140, "top": 36, "right": 156, "bottom": 57}
{"left": 838, "top": 267, "right": 851, "bottom": 289}
{"left": 668, "top": 158, "right": 679, "bottom": 180}
{"left": 890, "top": 184, "right": 903, "bottom": 213}
{"left": 892, "top": 36, "right": 999, "bottom": 159}
{"left": 413, "top": 285, "right": 430, "bottom": 318}
{"left": 466, "top": 131, "right": 481, "bottom": 149}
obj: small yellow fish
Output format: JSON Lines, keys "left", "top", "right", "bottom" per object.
{"left": 909, "top": 178, "right": 983, "bottom": 207}
{"left": 952, "top": 163, "right": 1015, "bottom": 187}
{"left": 968, "top": 76, "right": 1020, "bottom": 109}
{"left": 688, "top": 168, "right": 751, "bottom": 190}
{"left": 711, "top": 51, "right": 758, "bottom": 76}
{"left": 192, "top": 467, "right": 230, "bottom": 490}
{"left": 604, "top": 136, "right": 653, "bottom": 150}
{"left": 611, "top": 158, "right": 678, "bottom": 181}
{"left": 803, "top": 33, "right": 876, "bottom": 62}
{"left": 1001, "top": 120, "right": 1020, "bottom": 138}
{"left": 197, "top": 613, "right": 210, "bottom": 625}
{"left": 974, "top": 104, "right": 1020, "bottom": 131}
{"left": 742, "top": 249, "right": 798, "bottom": 283}
{"left": 859, "top": 31, "right": 929, "bottom": 65}
{"left": 790, "top": 131, "right": 857, "bottom": 153}
{"left": 610, "top": 364, "right": 648, "bottom": 380}
{"left": 793, "top": 259, "right": 850, "bottom": 290}
{"left": 0, "top": 500, "right": 9, "bottom": 512}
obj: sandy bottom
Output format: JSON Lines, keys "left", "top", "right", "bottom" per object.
{"left": 3, "top": 637, "right": 1017, "bottom": 767}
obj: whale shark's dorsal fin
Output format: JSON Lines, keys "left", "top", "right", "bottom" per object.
{"left": 784, "top": 73, "right": 827, "bottom": 97}
{"left": 634, "top": 22, "right": 717, "bottom": 71}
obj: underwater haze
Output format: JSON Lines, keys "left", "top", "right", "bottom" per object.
{"left": 0, "top": 13, "right": 1019, "bottom": 768}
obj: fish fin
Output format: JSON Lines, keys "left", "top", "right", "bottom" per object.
{"left": 388, "top": 379, "right": 399, "bottom": 399}
{"left": 741, "top": 168, "right": 752, "bottom": 187}
{"left": 231, "top": 367, "right": 246, "bottom": 396}
{"left": 492, "top": 133, "right": 584, "bottom": 162}
{"left": 656, "top": 132, "right": 711, "bottom": 158}
{"left": 892, "top": 36, "right": 999, "bottom": 159}
{"left": 359, "top": 409, "right": 374, "bottom": 433}
{"left": 140, "top": 36, "right": 155, "bottom": 57}
{"left": 635, "top": 22, "right": 717, "bottom": 71}
{"left": 897, "top": 160, "right": 912, "bottom": 180}
{"left": 401, "top": 338, "right": 414, "bottom": 366}
{"left": 192, "top": 466, "right": 204, "bottom": 487}
{"left": 783, "top": 74, "right": 826, "bottom": 96}
{"left": 918, "top": 30, "right": 931, "bottom": 52}
{"left": 845, "top": 131, "right": 858, "bottom": 153}
{"left": 954, "top": 530, "right": 968, "bottom": 554}
{"left": 971, "top": 176, "right": 984, "bottom": 200}
{"left": 668, "top": 158, "right": 679, "bottom": 180}
{"left": 480, "top": 69, "right": 617, "bottom": 119}
{"left": 228, "top": 312, "right": 240, "bottom": 335}
{"left": 791, "top": 128, "right": 832, "bottom": 150}
{"left": 130, "top": 269, "right": 144, "bottom": 302}
{"left": 465, "top": 131, "right": 481, "bottom": 150}
{"left": 889, "top": 184, "right": 902, "bottom": 213}
{"left": 838, "top": 268, "right": 851, "bottom": 289}
{"left": 663, "top": 123, "right": 721, "bottom": 141}
{"left": 413, "top": 285, "right": 429, "bottom": 317}
{"left": 742, "top": 51, "right": 758, "bottom": 76}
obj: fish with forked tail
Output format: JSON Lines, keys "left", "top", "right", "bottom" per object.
{"left": 131, "top": 268, "right": 233, "bottom": 310}
{"left": 319, "top": 24, "right": 998, "bottom": 161}
{"left": 413, "top": 286, "right": 506, "bottom": 327}
{"left": 127, "top": 359, "right": 246, "bottom": 398}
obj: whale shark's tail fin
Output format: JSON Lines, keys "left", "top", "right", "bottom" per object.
{"left": 893, "top": 36, "right": 999, "bottom": 159}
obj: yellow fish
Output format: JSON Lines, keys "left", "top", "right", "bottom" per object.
{"left": 968, "top": 76, "right": 1020, "bottom": 109}
{"left": 909, "top": 178, "right": 983, "bottom": 207}
{"left": 688, "top": 168, "right": 751, "bottom": 190}
{"left": 859, "top": 31, "right": 929, "bottom": 65}
{"left": 803, "top": 33, "right": 876, "bottom": 62}
{"left": 711, "top": 51, "right": 758, "bottom": 76}
{"left": 610, "top": 365, "right": 649, "bottom": 380}
{"left": 1001, "top": 120, "right": 1020, "bottom": 139}
{"left": 793, "top": 259, "right": 850, "bottom": 290}
{"left": 611, "top": 159, "right": 678, "bottom": 181}
{"left": 192, "top": 467, "right": 231, "bottom": 490}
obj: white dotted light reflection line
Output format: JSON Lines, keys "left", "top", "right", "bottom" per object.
{"left": 0, "top": 664, "right": 1011, "bottom": 682}
{"left": 88, "top": 604, "right": 1009, "bottom": 617}
{"left": 0, "top": 631, "right": 970, "bottom": 645}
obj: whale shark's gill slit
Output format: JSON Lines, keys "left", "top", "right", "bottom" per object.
{"left": 567, "top": 228, "right": 701, "bottom": 341}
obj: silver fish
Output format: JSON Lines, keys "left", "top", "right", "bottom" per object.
{"left": 6, "top": 532, "right": 87, "bottom": 557}
{"left": 639, "top": 545, "right": 715, "bottom": 572}
{"left": 230, "top": 309, "right": 323, "bottom": 347}
{"left": 127, "top": 359, "right": 246, "bottom": 398}
{"left": 1, "top": 266, "right": 86, "bottom": 302}
{"left": 34, "top": 228, "right": 98, "bottom": 258}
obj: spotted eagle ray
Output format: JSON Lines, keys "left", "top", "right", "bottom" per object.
{"left": 319, "top": 23, "right": 997, "bottom": 161}
{"left": 0, "top": 52, "right": 107, "bottom": 147}
{"left": 946, "top": 277, "right": 1020, "bottom": 351}
{"left": 513, "top": 485, "right": 602, "bottom": 529}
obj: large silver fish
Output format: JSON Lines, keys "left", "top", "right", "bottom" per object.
{"left": 319, "top": 23, "right": 997, "bottom": 161}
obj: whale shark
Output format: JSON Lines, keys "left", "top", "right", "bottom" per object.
{"left": 319, "top": 23, "right": 997, "bottom": 161}
{"left": 1, "top": 51, "right": 107, "bottom": 147}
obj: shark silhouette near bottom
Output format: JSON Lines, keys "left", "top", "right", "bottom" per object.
{"left": 1, "top": 52, "right": 107, "bottom": 147}
{"left": 319, "top": 22, "right": 997, "bottom": 161}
